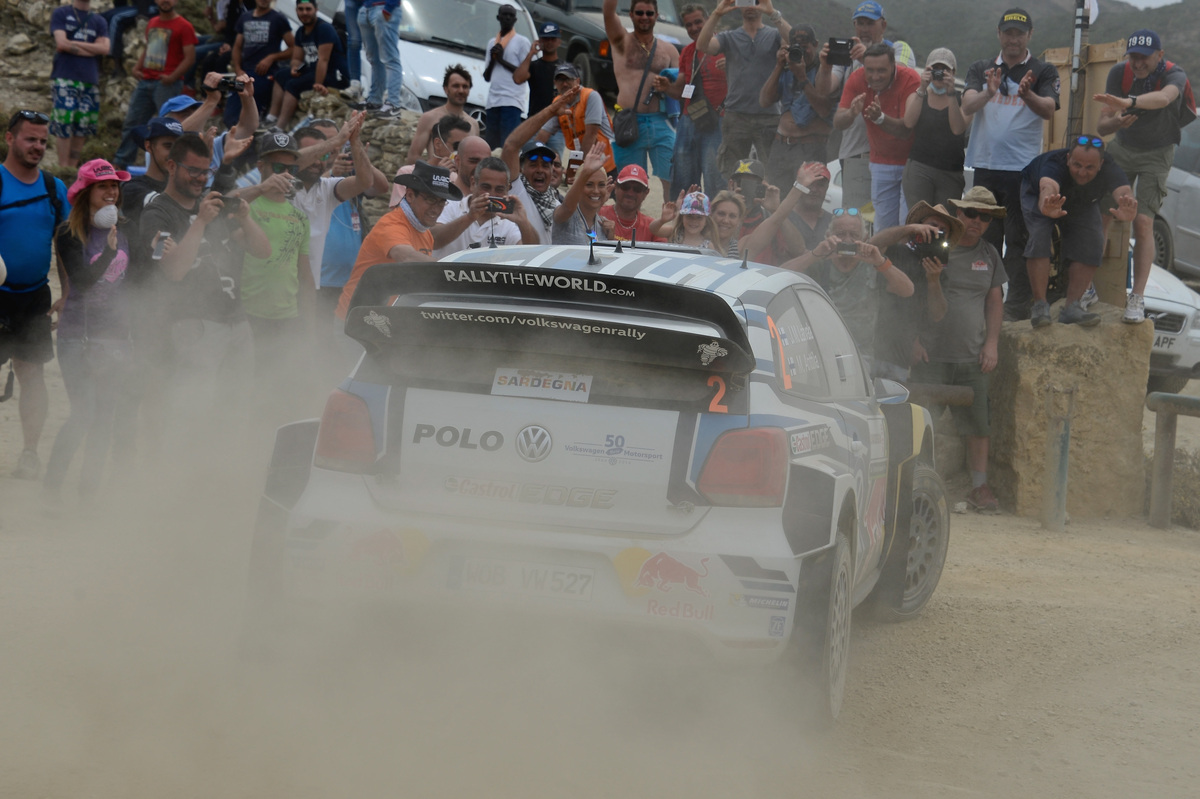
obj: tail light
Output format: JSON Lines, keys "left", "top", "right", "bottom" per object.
{"left": 313, "top": 389, "right": 376, "bottom": 472}
{"left": 598, "top": 40, "right": 610, "bottom": 58}
{"left": 698, "top": 428, "right": 788, "bottom": 507}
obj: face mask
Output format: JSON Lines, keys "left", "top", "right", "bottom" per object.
{"left": 92, "top": 204, "right": 119, "bottom": 229}
{"left": 930, "top": 85, "right": 949, "bottom": 95}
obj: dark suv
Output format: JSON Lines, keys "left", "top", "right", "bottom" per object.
{"left": 520, "top": 0, "right": 688, "bottom": 97}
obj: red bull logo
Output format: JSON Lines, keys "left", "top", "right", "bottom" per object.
{"left": 647, "top": 599, "right": 714, "bottom": 620}
{"left": 633, "top": 553, "right": 710, "bottom": 597}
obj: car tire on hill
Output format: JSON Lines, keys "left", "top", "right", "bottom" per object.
{"left": 1154, "top": 215, "right": 1175, "bottom": 273}
{"left": 1148, "top": 373, "right": 1191, "bottom": 395}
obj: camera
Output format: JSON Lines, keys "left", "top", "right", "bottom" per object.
{"left": 908, "top": 229, "right": 950, "bottom": 262}
{"left": 734, "top": 0, "right": 757, "bottom": 7}
{"left": 827, "top": 37, "right": 853, "bottom": 67}
{"left": 220, "top": 195, "right": 243, "bottom": 216}
{"left": 835, "top": 240, "right": 859, "bottom": 257}
{"left": 931, "top": 67, "right": 946, "bottom": 82}
{"left": 486, "top": 196, "right": 513, "bottom": 214}
{"left": 217, "top": 74, "right": 245, "bottom": 93}
{"left": 788, "top": 43, "right": 806, "bottom": 64}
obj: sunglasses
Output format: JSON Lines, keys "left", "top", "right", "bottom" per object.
{"left": 632, "top": 9, "right": 655, "bottom": 16}
{"left": 1074, "top": 135, "right": 1105, "bottom": 150}
{"left": 268, "top": 162, "right": 300, "bottom": 175}
{"left": 832, "top": 207, "right": 861, "bottom": 217}
{"left": 525, "top": 153, "right": 554, "bottom": 164}
{"left": 959, "top": 208, "right": 990, "bottom": 220}
{"left": 8, "top": 109, "right": 49, "bottom": 130}
{"left": 179, "top": 164, "right": 213, "bottom": 179}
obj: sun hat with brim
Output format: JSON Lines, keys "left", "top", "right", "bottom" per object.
{"left": 394, "top": 160, "right": 463, "bottom": 201}
{"left": 68, "top": 159, "right": 131, "bottom": 205}
{"left": 948, "top": 185, "right": 1007, "bottom": 219}
{"left": 905, "top": 201, "right": 965, "bottom": 247}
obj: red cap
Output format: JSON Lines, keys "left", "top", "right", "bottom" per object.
{"left": 616, "top": 164, "right": 650, "bottom": 188}
{"left": 802, "top": 161, "right": 832, "bottom": 181}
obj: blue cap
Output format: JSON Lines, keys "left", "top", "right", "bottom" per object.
{"left": 1126, "top": 29, "right": 1162, "bottom": 56}
{"left": 852, "top": 1, "right": 884, "bottom": 20}
{"left": 539, "top": 21, "right": 560, "bottom": 38}
{"left": 158, "top": 95, "right": 202, "bottom": 117}
{"left": 134, "top": 116, "right": 184, "bottom": 146}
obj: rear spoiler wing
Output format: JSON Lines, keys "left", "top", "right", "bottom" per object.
{"left": 343, "top": 262, "right": 755, "bottom": 375}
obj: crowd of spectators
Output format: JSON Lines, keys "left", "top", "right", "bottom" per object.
{"left": 1, "top": 0, "right": 1195, "bottom": 516}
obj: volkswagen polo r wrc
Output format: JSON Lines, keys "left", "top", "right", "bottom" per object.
{"left": 247, "top": 243, "right": 950, "bottom": 721}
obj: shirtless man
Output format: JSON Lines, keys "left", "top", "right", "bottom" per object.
{"left": 602, "top": 0, "right": 679, "bottom": 195}
{"left": 405, "top": 64, "right": 480, "bottom": 165}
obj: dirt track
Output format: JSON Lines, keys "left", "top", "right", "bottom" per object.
{"left": 3, "top": 387, "right": 1200, "bottom": 797}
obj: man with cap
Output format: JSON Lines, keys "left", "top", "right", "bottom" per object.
{"left": 961, "top": 8, "right": 1059, "bottom": 322}
{"left": 515, "top": 21, "right": 565, "bottom": 155}
{"left": 1095, "top": 30, "right": 1193, "bottom": 323}
{"left": 696, "top": 0, "right": 788, "bottom": 183}
{"left": 603, "top": 0, "right": 680, "bottom": 196}
{"left": 113, "top": 0, "right": 198, "bottom": 170}
{"left": 432, "top": 156, "right": 538, "bottom": 258}
{"left": 760, "top": 24, "right": 836, "bottom": 191}
{"left": 483, "top": 4, "right": 532, "bottom": 150}
{"left": 599, "top": 165, "right": 665, "bottom": 243}
{"left": 336, "top": 161, "right": 463, "bottom": 320}
{"left": 174, "top": 71, "right": 259, "bottom": 177}
{"left": 653, "top": 4, "right": 727, "bottom": 199}
{"left": 123, "top": 116, "right": 183, "bottom": 235}
{"left": 535, "top": 64, "right": 616, "bottom": 176}
{"left": 500, "top": 90, "right": 583, "bottom": 243}
{"left": 814, "top": 0, "right": 915, "bottom": 214}
{"left": 783, "top": 196, "right": 916, "bottom": 366}
{"left": 406, "top": 65, "right": 481, "bottom": 165}
{"left": 1019, "top": 138, "right": 1138, "bottom": 328}
{"left": 238, "top": 131, "right": 314, "bottom": 397}
{"left": 907, "top": 187, "right": 1008, "bottom": 513}
{"left": 0, "top": 110, "right": 71, "bottom": 478}
{"left": 728, "top": 158, "right": 783, "bottom": 261}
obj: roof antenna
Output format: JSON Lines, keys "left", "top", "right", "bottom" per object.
{"left": 631, "top": 229, "right": 637, "bottom": 248}
{"left": 740, "top": 250, "right": 749, "bottom": 269}
{"left": 613, "top": 237, "right": 624, "bottom": 254}
{"left": 587, "top": 236, "right": 600, "bottom": 265}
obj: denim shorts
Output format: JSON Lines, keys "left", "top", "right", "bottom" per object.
{"left": 611, "top": 112, "right": 675, "bottom": 180}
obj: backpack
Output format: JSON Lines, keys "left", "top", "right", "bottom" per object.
{"left": 1120, "top": 60, "right": 1197, "bottom": 128}
{"left": 0, "top": 169, "right": 66, "bottom": 231}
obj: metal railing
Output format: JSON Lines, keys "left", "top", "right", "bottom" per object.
{"left": 1145, "top": 391, "right": 1200, "bottom": 528}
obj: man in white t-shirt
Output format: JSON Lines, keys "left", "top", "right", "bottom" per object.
{"left": 482, "top": 4, "right": 531, "bottom": 150}
{"left": 433, "top": 156, "right": 538, "bottom": 257}
{"left": 291, "top": 118, "right": 389, "bottom": 288}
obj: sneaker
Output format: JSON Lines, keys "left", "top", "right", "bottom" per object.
{"left": 1030, "top": 299, "right": 1052, "bottom": 329}
{"left": 13, "top": 449, "right": 39, "bottom": 480}
{"left": 373, "top": 103, "right": 402, "bottom": 118}
{"left": 342, "top": 80, "right": 363, "bottom": 101}
{"left": 1080, "top": 283, "right": 1098, "bottom": 310}
{"left": 1123, "top": 292, "right": 1146, "bottom": 324}
{"left": 1059, "top": 300, "right": 1101, "bottom": 327}
{"left": 966, "top": 484, "right": 1000, "bottom": 514}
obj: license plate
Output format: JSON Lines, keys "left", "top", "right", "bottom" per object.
{"left": 454, "top": 557, "right": 595, "bottom": 601}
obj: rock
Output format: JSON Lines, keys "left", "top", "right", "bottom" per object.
{"left": 989, "top": 301, "right": 1154, "bottom": 519}
{"left": 6, "top": 33, "right": 34, "bottom": 55}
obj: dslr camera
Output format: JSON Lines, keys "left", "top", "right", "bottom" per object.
{"left": 217, "top": 74, "right": 245, "bottom": 93}
{"left": 907, "top": 229, "right": 950, "bottom": 262}
{"left": 788, "top": 43, "right": 806, "bottom": 64}
{"left": 931, "top": 67, "right": 947, "bottom": 82}
{"left": 835, "top": 240, "right": 859, "bottom": 257}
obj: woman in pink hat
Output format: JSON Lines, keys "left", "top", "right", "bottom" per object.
{"left": 44, "top": 158, "right": 133, "bottom": 504}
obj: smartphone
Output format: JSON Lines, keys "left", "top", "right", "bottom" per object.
{"left": 566, "top": 149, "right": 584, "bottom": 184}
{"left": 734, "top": 0, "right": 757, "bottom": 7}
{"left": 151, "top": 231, "right": 171, "bottom": 260}
{"left": 828, "top": 37, "right": 854, "bottom": 67}
{"left": 835, "top": 241, "right": 859, "bottom": 256}
{"left": 486, "top": 196, "right": 513, "bottom": 214}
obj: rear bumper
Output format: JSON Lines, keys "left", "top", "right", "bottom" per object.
{"left": 260, "top": 468, "right": 807, "bottom": 661}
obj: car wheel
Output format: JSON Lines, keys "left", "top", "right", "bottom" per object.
{"left": 1154, "top": 215, "right": 1175, "bottom": 272}
{"left": 1147, "top": 373, "right": 1190, "bottom": 395}
{"left": 889, "top": 463, "right": 949, "bottom": 620}
{"left": 792, "top": 528, "right": 852, "bottom": 725}
{"left": 572, "top": 51, "right": 594, "bottom": 90}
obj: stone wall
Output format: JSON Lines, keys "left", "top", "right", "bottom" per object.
{"left": 988, "top": 301, "right": 1154, "bottom": 519}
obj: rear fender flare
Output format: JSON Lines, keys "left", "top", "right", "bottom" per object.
{"left": 783, "top": 464, "right": 856, "bottom": 558}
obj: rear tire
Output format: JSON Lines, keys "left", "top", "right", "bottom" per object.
{"left": 885, "top": 463, "right": 949, "bottom": 621}
{"left": 572, "top": 51, "right": 594, "bottom": 90}
{"left": 1154, "top": 215, "right": 1175, "bottom": 273}
{"left": 793, "top": 529, "right": 852, "bottom": 726}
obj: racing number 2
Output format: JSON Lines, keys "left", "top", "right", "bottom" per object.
{"left": 707, "top": 375, "right": 729, "bottom": 413}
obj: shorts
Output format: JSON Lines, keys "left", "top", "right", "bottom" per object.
{"left": 50, "top": 78, "right": 101, "bottom": 139}
{"left": 611, "top": 112, "right": 675, "bottom": 180}
{"left": 0, "top": 285, "right": 55, "bottom": 365}
{"left": 1020, "top": 184, "right": 1105, "bottom": 267}
{"left": 1103, "top": 137, "right": 1173, "bottom": 218}
{"left": 910, "top": 359, "right": 991, "bottom": 438}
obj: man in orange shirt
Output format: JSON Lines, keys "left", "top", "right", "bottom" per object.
{"left": 336, "top": 161, "right": 462, "bottom": 319}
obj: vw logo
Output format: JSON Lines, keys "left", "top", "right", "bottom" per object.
{"left": 515, "top": 425, "right": 553, "bottom": 463}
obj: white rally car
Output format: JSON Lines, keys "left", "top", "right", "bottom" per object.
{"left": 1143, "top": 264, "right": 1200, "bottom": 394}
{"left": 247, "top": 244, "right": 949, "bottom": 721}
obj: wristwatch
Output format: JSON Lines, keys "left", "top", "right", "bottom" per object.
{"left": 1130, "top": 95, "right": 1138, "bottom": 108}
{"left": 766, "top": 10, "right": 782, "bottom": 23}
